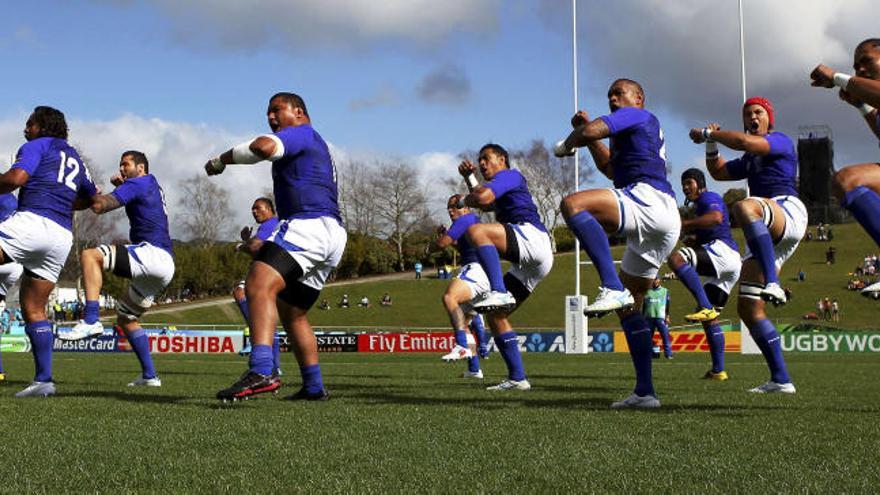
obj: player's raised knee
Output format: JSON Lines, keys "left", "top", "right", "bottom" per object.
{"left": 731, "top": 199, "right": 762, "bottom": 223}
{"left": 560, "top": 195, "right": 582, "bottom": 219}
{"left": 832, "top": 167, "right": 861, "bottom": 199}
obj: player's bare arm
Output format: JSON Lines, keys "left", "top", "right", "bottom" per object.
{"left": 690, "top": 123, "right": 735, "bottom": 181}
{"left": 556, "top": 110, "right": 613, "bottom": 179}
{"left": 0, "top": 168, "right": 29, "bottom": 194}
{"left": 458, "top": 160, "right": 495, "bottom": 209}
{"left": 681, "top": 210, "right": 723, "bottom": 233}
{"left": 811, "top": 63, "right": 880, "bottom": 109}
{"left": 204, "top": 135, "right": 283, "bottom": 176}
{"left": 90, "top": 193, "right": 122, "bottom": 214}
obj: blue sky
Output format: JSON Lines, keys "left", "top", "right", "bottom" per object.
{"left": 0, "top": 0, "right": 876, "bottom": 234}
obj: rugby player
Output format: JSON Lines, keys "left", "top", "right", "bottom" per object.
{"left": 555, "top": 78, "right": 681, "bottom": 408}
{"left": 690, "top": 96, "right": 806, "bottom": 394}
{"left": 206, "top": 92, "right": 346, "bottom": 402}
{"left": 0, "top": 106, "right": 98, "bottom": 397}
{"left": 667, "top": 168, "right": 741, "bottom": 380}
{"left": 429, "top": 195, "right": 490, "bottom": 379}
{"left": 232, "top": 197, "right": 282, "bottom": 374}
{"left": 810, "top": 38, "right": 880, "bottom": 296}
{"left": 59, "top": 151, "right": 175, "bottom": 388}
{"left": 0, "top": 191, "right": 22, "bottom": 383}
{"left": 457, "top": 144, "right": 554, "bottom": 391}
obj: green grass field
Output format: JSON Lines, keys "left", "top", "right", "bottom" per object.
{"left": 143, "top": 222, "right": 880, "bottom": 330}
{"left": 1, "top": 352, "right": 878, "bottom": 492}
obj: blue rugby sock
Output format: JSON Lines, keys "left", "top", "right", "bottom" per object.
{"left": 565, "top": 211, "right": 624, "bottom": 290}
{"left": 494, "top": 332, "right": 525, "bottom": 381}
{"left": 749, "top": 319, "right": 790, "bottom": 384}
{"left": 470, "top": 316, "right": 489, "bottom": 356}
{"left": 704, "top": 322, "right": 726, "bottom": 373}
{"left": 248, "top": 344, "right": 274, "bottom": 376}
{"left": 454, "top": 329, "right": 469, "bottom": 348}
{"left": 621, "top": 313, "right": 655, "bottom": 397}
{"left": 128, "top": 328, "right": 157, "bottom": 379}
{"left": 299, "top": 364, "right": 324, "bottom": 394}
{"left": 743, "top": 220, "right": 778, "bottom": 285}
{"left": 272, "top": 332, "right": 281, "bottom": 372}
{"left": 236, "top": 298, "right": 250, "bottom": 325}
{"left": 673, "top": 264, "right": 713, "bottom": 310}
{"left": 25, "top": 321, "right": 53, "bottom": 382}
{"left": 84, "top": 300, "right": 100, "bottom": 325}
{"left": 843, "top": 186, "right": 880, "bottom": 246}
{"left": 476, "top": 245, "right": 507, "bottom": 292}
{"left": 467, "top": 354, "right": 481, "bottom": 373}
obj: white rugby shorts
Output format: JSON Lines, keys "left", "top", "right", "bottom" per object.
{"left": 743, "top": 195, "right": 807, "bottom": 271}
{"left": 0, "top": 261, "right": 23, "bottom": 296}
{"left": 456, "top": 261, "right": 490, "bottom": 301}
{"left": 269, "top": 216, "right": 347, "bottom": 290}
{"left": 124, "top": 242, "right": 175, "bottom": 307}
{"left": 701, "top": 240, "right": 742, "bottom": 296}
{"left": 611, "top": 183, "right": 682, "bottom": 279}
{"left": 0, "top": 211, "right": 72, "bottom": 283}
{"left": 506, "top": 222, "right": 553, "bottom": 292}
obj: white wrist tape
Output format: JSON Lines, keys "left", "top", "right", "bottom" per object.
{"left": 833, "top": 73, "right": 852, "bottom": 90}
{"left": 705, "top": 141, "right": 718, "bottom": 157}
{"left": 209, "top": 157, "right": 226, "bottom": 173}
{"left": 465, "top": 173, "right": 479, "bottom": 189}
{"left": 858, "top": 103, "right": 875, "bottom": 116}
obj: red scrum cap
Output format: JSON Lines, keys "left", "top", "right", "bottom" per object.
{"left": 743, "top": 96, "right": 774, "bottom": 127}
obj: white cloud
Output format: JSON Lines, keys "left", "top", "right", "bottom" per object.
{"left": 147, "top": 0, "right": 500, "bottom": 51}
{"left": 539, "top": 0, "right": 880, "bottom": 165}
{"left": 0, "top": 113, "right": 461, "bottom": 238}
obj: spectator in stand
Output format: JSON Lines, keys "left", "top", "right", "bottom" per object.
{"left": 816, "top": 298, "right": 825, "bottom": 320}
{"left": 817, "top": 224, "right": 826, "bottom": 241}
{"left": 797, "top": 268, "right": 806, "bottom": 282}
{"left": 827, "top": 226, "right": 834, "bottom": 241}
{"left": 358, "top": 296, "right": 370, "bottom": 308}
{"left": 338, "top": 294, "right": 349, "bottom": 308}
{"left": 822, "top": 297, "right": 832, "bottom": 321}
{"left": 414, "top": 261, "right": 423, "bottom": 280}
{"left": 831, "top": 299, "right": 840, "bottom": 322}
{"left": 380, "top": 292, "right": 392, "bottom": 307}
{"left": 318, "top": 299, "right": 331, "bottom": 310}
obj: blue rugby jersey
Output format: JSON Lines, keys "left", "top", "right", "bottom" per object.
{"left": 599, "top": 107, "right": 675, "bottom": 198}
{"left": 694, "top": 190, "right": 738, "bottom": 251}
{"left": 724, "top": 131, "right": 798, "bottom": 198}
{"left": 272, "top": 125, "right": 340, "bottom": 222}
{"left": 12, "top": 137, "right": 97, "bottom": 230}
{"left": 111, "top": 174, "right": 173, "bottom": 255}
{"left": 445, "top": 212, "right": 480, "bottom": 264}
{"left": 484, "top": 169, "right": 547, "bottom": 232}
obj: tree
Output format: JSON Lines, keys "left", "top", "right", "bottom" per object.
{"left": 513, "top": 139, "right": 588, "bottom": 251}
{"left": 337, "top": 159, "right": 380, "bottom": 236}
{"left": 176, "top": 174, "right": 233, "bottom": 243}
{"left": 370, "top": 161, "right": 431, "bottom": 271}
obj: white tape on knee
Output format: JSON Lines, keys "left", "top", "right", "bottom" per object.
{"left": 98, "top": 245, "right": 115, "bottom": 271}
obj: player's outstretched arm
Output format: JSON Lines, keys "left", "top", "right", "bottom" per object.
{"left": 0, "top": 168, "right": 29, "bottom": 194}
{"left": 204, "top": 135, "right": 284, "bottom": 176}
{"left": 811, "top": 64, "right": 880, "bottom": 109}
{"left": 689, "top": 124, "right": 734, "bottom": 181}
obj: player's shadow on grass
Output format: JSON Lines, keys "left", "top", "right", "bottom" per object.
{"left": 60, "top": 390, "right": 194, "bottom": 406}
